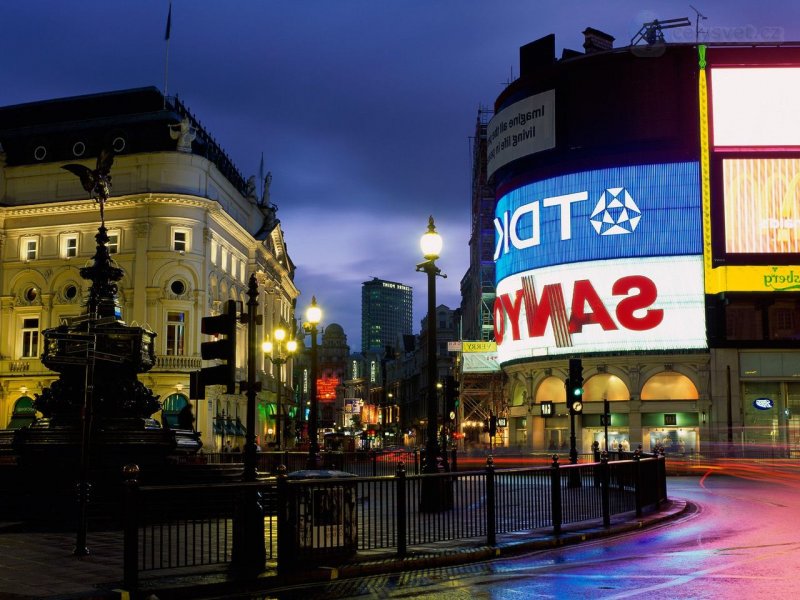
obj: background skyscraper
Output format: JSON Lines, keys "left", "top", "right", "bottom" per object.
{"left": 361, "top": 278, "right": 413, "bottom": 354}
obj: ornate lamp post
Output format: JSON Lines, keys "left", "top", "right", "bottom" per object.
{"left": 417, "top": 216, "right": 445, "bottom": 477}
{"left": 304, "top": 297, "right": 322, "bottom": 469}
{"left": 262, "top": 327, "right": 297, "bottom": 450}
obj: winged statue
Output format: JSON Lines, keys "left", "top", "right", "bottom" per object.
{"left": 62, "top": 148, "right": 114, "bottom": 224}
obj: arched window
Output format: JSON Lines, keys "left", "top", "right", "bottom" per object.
{"left": 583, "top": 374, "right": 630, "bottom": 401}
{"left": 161, "top": 393, "right": 190, "bottom": 428}
{"left": 7, "top": 396, "right": 36, "bottom": 429}
{"left": 511, "top": 384, "right": 527, "bottom": 406}
{"left": 641, "top": 372, "right": 699, "bottom": 400}
{"left": 535, "top": 376, "right": 567, "bottom": 403}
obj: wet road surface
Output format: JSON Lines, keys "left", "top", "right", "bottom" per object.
{"left": 220, "top": 462, "right": 800, "bottom": 599}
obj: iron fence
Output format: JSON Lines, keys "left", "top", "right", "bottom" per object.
{"left": 122, "top": 454, "right": 667, "bottom": 588}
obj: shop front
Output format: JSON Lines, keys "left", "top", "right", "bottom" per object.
{"left": 641, "top": 412, "right": 700, "bottom": 455}
{"left": 740, "top": 379, "right": 800, "bottom": 457}
{"left": 543, "top": 415, "right": 569, "bottom": 453}
{"left": 581, "top": 413, "right": 630, "bottom": 454}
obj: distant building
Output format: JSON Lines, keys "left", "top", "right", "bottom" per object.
{"left": 0, "top": 87, "right": 299, "bottom": 451}
{"left": 361, "top": 277, "right": 412, "bottom": 354}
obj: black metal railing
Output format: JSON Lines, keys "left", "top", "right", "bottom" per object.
{"left": 122, "top": 453, "right": 666, "bottom": 589}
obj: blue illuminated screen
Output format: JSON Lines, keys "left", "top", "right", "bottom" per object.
{"left": 495, "top": 162, "right": 702, "bottom": 281}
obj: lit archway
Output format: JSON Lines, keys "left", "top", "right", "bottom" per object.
{"left": 535, "top": 376, "right": 567, "bottom": 403}
{"left": 641, "top": 372, "right": 698, "bottom": 400}
{"left": 583, "top": 374, "right": 629, "bottom": 402}
{"left": 7, "top": 396, "right": 36, "bottom": 429}
{"left": 162, "top": 392, "right": 190, "bottom": 428}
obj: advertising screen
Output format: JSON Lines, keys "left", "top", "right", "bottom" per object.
{"left": 317, "top": 377, "right": 339, "bottom": 401}
{"left": 711, "top": 67, "right": 800, "bottom": 148}
{"left": 494, "top": 256, "right": 706, "bottom": 361}
{"left": 487, "top": 89, "right": 556, "bottom": 179}
{"left": 722, "top": 157, "right": 800, "bottom": 254}
{"left": 494, "top": 162, "right": 701, "bottom": 281}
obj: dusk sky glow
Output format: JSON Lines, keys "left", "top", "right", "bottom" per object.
{"left": 3, "top": 0, "right": 799, "bottom": 350}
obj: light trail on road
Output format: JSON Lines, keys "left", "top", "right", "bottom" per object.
{"left": 215, "top": 465, "right": 800, "bottom": 599}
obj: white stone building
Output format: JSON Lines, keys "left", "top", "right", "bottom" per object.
{"left": 0, "top": 88, "right": 299, "bottom": 451}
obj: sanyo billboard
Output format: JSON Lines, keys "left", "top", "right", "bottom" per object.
{"left": 493, "top": 162, "right": 707, "bottom": 360}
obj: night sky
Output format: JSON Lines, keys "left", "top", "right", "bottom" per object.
{"left": 3, "top": 0, "right": 799, "bottom": 350}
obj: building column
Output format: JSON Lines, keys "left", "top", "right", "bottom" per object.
{"left": 132, "top": 222, "right": 149, "bottom": 324}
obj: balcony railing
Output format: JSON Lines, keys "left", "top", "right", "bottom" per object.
{"left": 0, "top": 360, "right": 52, "bottom": 375}
{"left": 154, "top": 355, "right": 202, "bottom": 371}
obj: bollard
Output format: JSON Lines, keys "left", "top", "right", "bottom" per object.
{"left": 276, "top": 465, "right": 292, "bottom": 574}
{"left": 122, "top": 464, "right": 140, "bottom": 592}
{"left": 486, "top": 456, "right": 496, "bottom": 546}
{"left": 633, "top": 450, "right": 643, "bottom": 517}
{"left": 600, "top": 452, "right": 610, "bottom": 527}
{"left": 656, "top": 452, "right": 667, "bottom": 507}
{"left": 550, "top": 454, "right": 562, "bottom": 535}
{"left": 396, "top": 461, "right": 407, "bottom": 557}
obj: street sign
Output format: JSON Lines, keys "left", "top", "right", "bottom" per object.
{"left": 540, "top": 401, "right": 554, "bottom": 417}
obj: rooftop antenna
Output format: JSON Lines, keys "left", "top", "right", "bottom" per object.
{"left": 690, "top": 5, "right": 708, "bottom": 43}
{"left": 630, "top": 17, "right": 691, "bottom": 46}
{"left": 501, "top": 66, "right": 514, "bottom": 86}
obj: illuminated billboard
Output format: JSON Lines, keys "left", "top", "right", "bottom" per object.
{"left": 494, "top": 257, "right": 706, "bottom": 361}
{"left": 700, "top": 58, "right": 800, "bottom": 290}
{"left": 487, "top": 89, "right": 556, "bottom": 179}
{"left": 711, "top": 67, "right": 800, "bottom": 148}
{"left": 317, "top": 377, "right": 339, "bottom": 401}
{"left": 722, "top": 158, "right": 800, "bottom": 254}
{"left": 494, "top": 162, "right": 702, "bottom": 281}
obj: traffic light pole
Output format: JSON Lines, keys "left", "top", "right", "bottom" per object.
{"left": 231, "top": 273, "right": 265, "bottom": 575}
{"left": 243, "top": 275, "right": 260, "bottom": 482}
{"left": 569, "top": 408, "right": 578, "bottom": 465}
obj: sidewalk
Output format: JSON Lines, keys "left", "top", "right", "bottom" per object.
{"left": 0, "top": 498, "right": 690, "bottom": 600}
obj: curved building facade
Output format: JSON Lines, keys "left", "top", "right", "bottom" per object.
{"left": 490, "top": 34, "right": 800, "bottom": 455}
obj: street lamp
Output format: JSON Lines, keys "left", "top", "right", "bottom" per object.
{"left": 304, "top": 296, "right": 322, "bottom": 469}
{"left": 417, "top": 216, "right": 446, "bottom": 479}
{"left": 262, "top": 327, "right": 297, "bottom": 450}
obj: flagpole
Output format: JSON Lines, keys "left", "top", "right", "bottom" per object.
{"left": 259, "top": 152, "right": 265, "bottom": 201}
{"left": 163, "top": 2, "right": 172, "bottom": 109}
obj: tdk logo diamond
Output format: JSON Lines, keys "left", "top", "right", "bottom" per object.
{"left": 590, "top": 187, "right": 641, "bottom": 236}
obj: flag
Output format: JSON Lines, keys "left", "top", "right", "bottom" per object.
{"left": 165, "top": 3, "right": 172, "bottom": 41}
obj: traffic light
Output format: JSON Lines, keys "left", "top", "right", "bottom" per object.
{"left": 568, "top": 358, "right": 583, "bottom": 414}
{"left": 200, "top": 299, "right": 238, "bottom": 394}
{"left": 189, "top": 370, "right": 205, "bottom": 400}
{"left": 489, "top": 413, "right": 497, "bottom": 436}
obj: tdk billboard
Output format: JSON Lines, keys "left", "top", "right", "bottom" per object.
{"left": 494, "top": 162, "right": 702, "bottom": 280}
{"left": 493, "top": 162, "right": 707, "bottom": 359}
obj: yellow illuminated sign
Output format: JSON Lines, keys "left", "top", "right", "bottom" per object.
{"left": 462, "top": 341, "right": 497, "bottom": 353}
{"left": 700, "top": 47, "right": 800, "bottom": 294}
